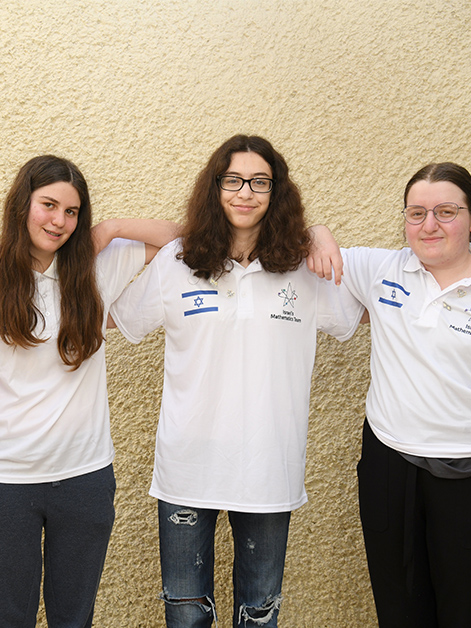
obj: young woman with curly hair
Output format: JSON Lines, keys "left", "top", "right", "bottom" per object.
{"left": 0, "top": 154, "right": 177, "bottom": 627}
{"left": 110, "top": 135, "right": 364, "bottom": 628}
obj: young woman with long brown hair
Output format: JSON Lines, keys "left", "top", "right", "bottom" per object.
{"left": 0, "top": 154, "right": 177, "bottom": 627}
{"left": 109, "top": 135, "right": 364, "bottom": 627}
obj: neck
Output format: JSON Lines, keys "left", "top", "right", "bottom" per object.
{"left": 231, "top": 230, "right": 258, "bottom": 268}
{"left": 425, "top": 255, "right": 471, "bottom": 289}
{"left": 31, "top": 253, "right": 54, "bottom": 273}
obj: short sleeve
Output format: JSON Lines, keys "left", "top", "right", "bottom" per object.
{"left": 316, "top": 276, "right": 364, "bottom": 341}
{"left": 109, "top": 253, "right": 164, "bottom": 344}
{"left": 96, "top": 238, "right": 146, "bottom": 308}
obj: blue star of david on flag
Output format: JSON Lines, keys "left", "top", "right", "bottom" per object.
{"left": 182, "top": 290, "right": 218, "bottom": 316}
{"left": 378, "top": 279, "right": 410, "bottom": 309}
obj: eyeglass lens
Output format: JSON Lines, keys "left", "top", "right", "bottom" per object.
{"left": 403, "top": 203, "right": 461, "bottom": 224}
{"left": 219, "top": 176, "right": 272, "bottom": 193}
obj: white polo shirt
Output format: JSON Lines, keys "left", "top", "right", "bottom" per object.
{"left": 110, "top": 239, "right": 364, "bottom": 513}
{"left": 342, "top": 246, "right": 471, "bottom": 458}
{"left": 0, "top": 238, "right": 145, "bottom": 483}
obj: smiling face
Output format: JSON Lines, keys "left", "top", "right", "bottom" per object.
{"left": 219, "top": 151, "right": 272, "bottom": 243}
{"left": 27, "top": 181, "right": 80, "bottom": 271}
{"left": 405, "top": 179, "right": 471, "bottom": 278}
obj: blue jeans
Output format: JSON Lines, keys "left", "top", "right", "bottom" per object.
{"left": 0, "top": 465, "right": 116, "bottom": 627}
{"left": 158, "top": 500, "right": 291, "bottom": 628}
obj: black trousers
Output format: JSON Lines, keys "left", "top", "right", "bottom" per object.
{"left": 357, "top": 419, "right": 471, "bottom": 628}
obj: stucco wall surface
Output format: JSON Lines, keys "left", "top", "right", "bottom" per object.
{"left": 1, "top": 0, "right": 471, "bottom": 626}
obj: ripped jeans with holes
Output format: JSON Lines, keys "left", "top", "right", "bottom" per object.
{"left": 158, "top": 500, "right": 291, "bottom": 628}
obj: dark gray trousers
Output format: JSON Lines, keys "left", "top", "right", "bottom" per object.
{"left": 0, "top": 464, "right": 115, "bottom": 627}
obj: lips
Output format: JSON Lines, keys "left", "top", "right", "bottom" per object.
{"left": 231, "top": 205, "right": 256, "bottom": 213}
{"left": 421, "top": 237, "right": 443, "bottom": 244}
{"left": 44, "top": 229, "right": 62, "bottom": 238}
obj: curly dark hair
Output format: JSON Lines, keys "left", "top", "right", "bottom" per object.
{"left": 178, "top": 135, "right": 311, "bottom": 279}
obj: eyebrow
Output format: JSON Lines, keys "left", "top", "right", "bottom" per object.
{"left": 39, "top": 195, "right": 80, "bottom": 211}
{"left": 225, "top": 171, "right": 272, "bottom": 177}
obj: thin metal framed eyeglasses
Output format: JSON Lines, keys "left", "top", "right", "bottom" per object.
{"left": 402, "top": 202, "right": 468, "bottom": 225}
{"left": 217, "top": 175, "right": 274, "bottom": 193}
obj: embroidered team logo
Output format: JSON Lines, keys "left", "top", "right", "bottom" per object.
{"left": 270, "top": 282, "right": 301, "bottom": 323}
{"left": 278, "top": 282, "right": 298, "bottom": 307}
{"left": 182, "top": 289, "right": 218, "bottom": 317}
{"left": 449, "top": 315, "right": 471, "bottom": 336}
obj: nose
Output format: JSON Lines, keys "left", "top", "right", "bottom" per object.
{"left": 237, "top": 181, "right": 253, "bottom": 198}
{"left": 422, "top": 209, "right": 439, "bottom": 231}
{"left": 51, "top": 209, "right": 66, "bottom": 227}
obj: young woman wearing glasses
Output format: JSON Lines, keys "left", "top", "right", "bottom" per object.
{"left": 109, "top": 134, "right": 364, "bottom": 628}
{"left": 317, "top": 161, "right": 471, "bottom": 628}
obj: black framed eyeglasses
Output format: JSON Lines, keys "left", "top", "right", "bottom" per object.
{"left": 217, "top": 175, "right": 274, "bottom": 193}
{"left": 402, "top": 202, "right": 468, "bottom": 225}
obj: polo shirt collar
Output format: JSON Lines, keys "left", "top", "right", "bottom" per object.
{"left": 403, "top": 248, "right": 471, "bottom": 288}
{"left": 37, "top": 255, "right": 59, "bottom": 280}
{"left": 229, "top": 258, "right": 262, "bottom": 275}
{"left": 403, "top": 250, "right": 422, "bottom": 273}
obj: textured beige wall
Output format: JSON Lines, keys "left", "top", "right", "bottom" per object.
{"left": 1, "top": 0, "right": 471, "bottom": 626}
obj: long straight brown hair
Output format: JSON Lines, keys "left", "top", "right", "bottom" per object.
{"left": 0, "top": 155, "right": 104, "bottom": 369}
{"left": 178, "top": 135, "right": 311, "bottom": 279}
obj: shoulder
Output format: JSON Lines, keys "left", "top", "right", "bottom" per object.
{"left": 96, "top": 237, "right": 142, "bottom": 264}
{"left": 342, "top": 246, "right": 410, "bottom": 261}
{"left": 342, "top": 246, "right": 412, "bottom": 274}
{"left": 95, "top": 239, "right": 146, "bottom": 303}
{"left": 157, "top": 237, "right": 183, "bottom": 260}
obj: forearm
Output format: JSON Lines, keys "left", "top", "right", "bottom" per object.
{"left": 307, "top": 224, "right": 343, "bottom": 285}
{"left": 93, "top": 218, "right": 181, "bottom": 253}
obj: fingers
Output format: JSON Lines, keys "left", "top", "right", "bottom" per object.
{"left": 306, "top": 252, "right": 343, "bottom": 284}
